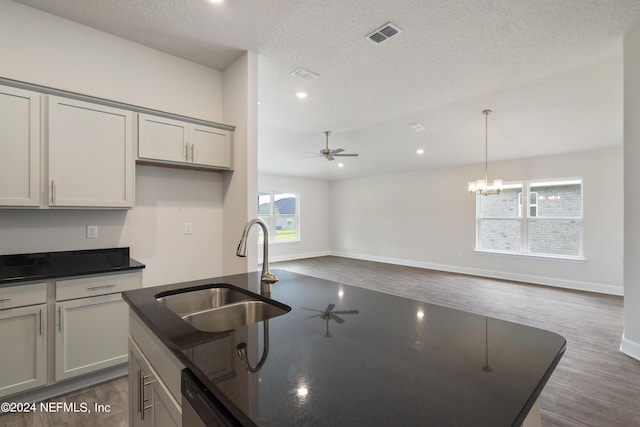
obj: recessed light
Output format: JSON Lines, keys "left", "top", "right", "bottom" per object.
{"left": 338, "top": 163, "right": 344, "bottom": 168}
{"left": 416, "top": 149, "right": 425, "bottom": 155}
{"left": 296, "top": 92, "right": 307, "bottom": 99}
{"left": 209, "top": 0, "right": 224, "bottom": 3}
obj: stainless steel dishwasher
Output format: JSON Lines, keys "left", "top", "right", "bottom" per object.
{"left": 181, "top": 369, "right": 243, "bottom": 426}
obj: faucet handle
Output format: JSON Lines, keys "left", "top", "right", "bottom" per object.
{"left": 262, "top": 271, "right": 279, "bottom": 284}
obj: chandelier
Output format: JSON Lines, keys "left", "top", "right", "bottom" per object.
{"left": 468, "top": 109, "right": 503, "bottom": 195}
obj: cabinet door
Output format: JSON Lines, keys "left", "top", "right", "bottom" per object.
{"left": 138, "top": 114, "right": 188, "bottom": 163}
{"left": 129, "top": 338, "right": 152, "bottom": 427}
{"left": 190, "top": 125, "right": 231, "bottom": 169}
{"left": 150, "top": 377, "right": 182, "bottom": 427}
{"left": 55, "top": 293, "right": 128, "bottom": 381}
{"left": 0, "top": 304, "right": 47, "bottom": 398}
{"left": 0, "top": 86, "right": 40, "bottom": 207}
{"left": 48, "top": 96, "right": 134, "bottom": 208}
{"left": 129, "top": 337, "right": 181, "bottom": 427}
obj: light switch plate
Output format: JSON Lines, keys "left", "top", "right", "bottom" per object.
{"left": 86, "top": 225, "right": 98, "bottom": 239}
{"left": 184, "top": 222, "right": 192, "bottom": 235}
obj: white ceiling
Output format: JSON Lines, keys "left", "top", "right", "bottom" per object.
{"left": 14, "top": 0, "right": 640, "bottom": 180}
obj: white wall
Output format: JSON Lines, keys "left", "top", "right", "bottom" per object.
{"left": 259, "top": 174, "right": 332, "bottom": 262}
{"left": 330, "top": 147, "right": 624, "bottom": 295}
{"left": 0, "top": 1, "right": 237, "bottom": 287}
{"left": 622, "top": 23, "right": 640, "bottom": 361}
{"left": 222, "top": 51, "right": 259, "bottom": 276}
{"left": 0, "top": 1, "right": 222, "bottom": 121}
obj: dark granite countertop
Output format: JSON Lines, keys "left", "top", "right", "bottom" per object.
{"left": 123, "top": 269, "right": 566, "bottom": 427}
{"left": 0, "top": 247, "right": 145, "bottom": 286}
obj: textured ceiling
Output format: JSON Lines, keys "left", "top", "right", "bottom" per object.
{"left": 13, "top": 0, "right": 640, "bottom": 180}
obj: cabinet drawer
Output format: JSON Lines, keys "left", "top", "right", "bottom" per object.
{"left": 0, "top": 283, "right": 47, "bottom": 309}
{"left": 56, "top": 272, "right": 141, "bottom": 301}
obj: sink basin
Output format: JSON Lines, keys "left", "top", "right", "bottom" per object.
{"left": 156, "top": 286, "right": 251, "bottom": 317}
{"left": 182, "top": 300, "right": 289, "bottom": 332}
{"left": 156, "top": 285, "right": 290, "bottom": 332}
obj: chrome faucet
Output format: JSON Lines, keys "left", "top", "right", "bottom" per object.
{"left": 236, "top": 218, "right": 278, "bottom": 294}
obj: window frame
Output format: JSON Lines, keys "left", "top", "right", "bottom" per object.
{"left": 258, "top": 191, "right": 300, "bottom": 243}
{"left": 475, "top": 178, "right": 584, "bottom": 260}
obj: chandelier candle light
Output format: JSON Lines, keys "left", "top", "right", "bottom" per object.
{"left": 468, "top": 109, "right": 503, "bottom": 196}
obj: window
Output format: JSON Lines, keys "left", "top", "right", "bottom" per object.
{"left": 477, "top": 179, "right": 582, "bottom": 258}
{"left": 258, "top": 192, "right": 299, "bottom": 242}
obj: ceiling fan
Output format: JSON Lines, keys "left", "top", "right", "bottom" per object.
{"left": 319, "top": 131, "right": 359, "bottom": 161}
{"left": 302, "top": 303, "right": 359, "bottom": 337}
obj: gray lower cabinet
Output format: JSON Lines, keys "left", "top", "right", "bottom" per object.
{"left": 55, "top": 272, "right": 141, "bottom": 381}
{"left": 0, "top": 283, "right": 47, "bottom": 397}
{"left": 0, "top": 271, "right": 141, "bottom": 399}
{"left": 55, "top": 293, "right": 129, "bottom": 381}
{"left": 129, "top": 310, "right": 182, "bottom": 427}
{"left": 129, "top": 337, "right": 181, "bottom": 427}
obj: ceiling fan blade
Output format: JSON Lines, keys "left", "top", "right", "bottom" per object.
{"left": 326, "top": 155, "right": 335, "bottom": 161}
{"left": 307, "top": 314, "right": 322, "bottom": 319}
{"left": 333, "top": 310, "right": 359, "bottom": 315}
{"left": 333, "top": 153, "right": 359, "bottom": 157}
{"left": 332, "top": 148, "right": 345, "bottom": 154}
{"left": 330, "top": 313, "right": 346, "bottom": 323}
{"left": 325, "top": 304, "right": 335, "bottom": 313}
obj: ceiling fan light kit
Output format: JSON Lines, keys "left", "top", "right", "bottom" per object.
{"left": 468, "top": 110, "right": 503, "bottom": 196}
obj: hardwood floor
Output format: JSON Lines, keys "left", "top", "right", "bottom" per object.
{"left": 0, "top": 376, "right": 128, "bottom": 427}
{"left": 274, "top": 256, "right": 640, "bottom": 427}
{"left": 2, "top": 255, "right": 638, "bottom": 426}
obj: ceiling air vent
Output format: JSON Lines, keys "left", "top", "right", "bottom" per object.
{"left": 408, "top": 122, "right": 425, "bottom": 132}
{"left": 366, "top": 22, "right": 402, "bottom": 44}
{"left": 290, "top": 67, "right": 320, "bottom": 82}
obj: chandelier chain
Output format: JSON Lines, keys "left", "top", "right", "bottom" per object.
{"left": 484, "top": 109, "right": 491, "bottom": 176}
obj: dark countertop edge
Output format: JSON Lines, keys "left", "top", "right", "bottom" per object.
{"left": 0, "top": 247, "right": 145, "bottom": 287}
{"left": 122, "top": 272, "right": 264, "bottom": 426}
{"left": 512, "top": 340, "right": 567, "bottom": 426}
{"left": 0, "top": 263, "right": 145, "bottom": 287}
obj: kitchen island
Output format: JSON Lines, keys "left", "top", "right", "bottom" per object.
{"left": 123, "top": 269, "right": 566, "bottom": 426}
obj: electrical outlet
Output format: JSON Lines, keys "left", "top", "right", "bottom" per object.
{"left": 87, "top": 225, "right": 98, "bottom": 239}
{"left": 184, "top": 222, "right": 192, "bottom": 235}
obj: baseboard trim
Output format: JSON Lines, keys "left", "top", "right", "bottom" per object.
{"left": 329, "top": 251, "right": 624, "bottom": 296}
{"left": 620, "top": 335, "right": 640, "bottom": 361}
{"left": 268, "top": 251, "right": 331, "bottom": 263}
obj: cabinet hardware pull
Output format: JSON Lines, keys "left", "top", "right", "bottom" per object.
{"left": 190, "top": 143, "right": 195, "bottom": 162}
{"left": 0, "top": 297, "right": 11, "bottom": 303}
{"left": 86, "top": 284, "right": 117, "bottom": 291}
{"left": 58, "top": 306, "right": 62, "bottom": 332}
{"left": 39, "top": 309, "right": 43, "bottom": 335}
{"left": 137, "top": 369, "right": 143, "bottom": 416}
{"left": 185, "top": 143, "right": 189, "bottom": 162}
{"left": 51, "top": 180, "right": 56, "bottom": 205}
{"left": 138, "top": 370, "right": 153, "bottom": 420}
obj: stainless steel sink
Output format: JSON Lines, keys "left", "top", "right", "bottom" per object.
{"left": 156, "top": 287, "right": 250, "bottom": 318}
{"left": 182, "top": 300, "right": 289, "bottom": 332}
{"left": 156, "top": 285, "right": 290, "bottom": 332}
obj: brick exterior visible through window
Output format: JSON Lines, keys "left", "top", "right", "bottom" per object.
{"left": 476, "top": 180, "right": 582, "bottom": 258}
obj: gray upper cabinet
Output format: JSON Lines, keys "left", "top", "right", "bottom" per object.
{"left": 138, "top": 113, "right": 232, "bottom": 170}
{"left": 0, "top": 86, "right": 41, "bottom": 207}
{"left": 0, "top": 80, "right": 234, "bottom": 210}
{"left": 48, "top": 96, "right": 134, "bottom": 208}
